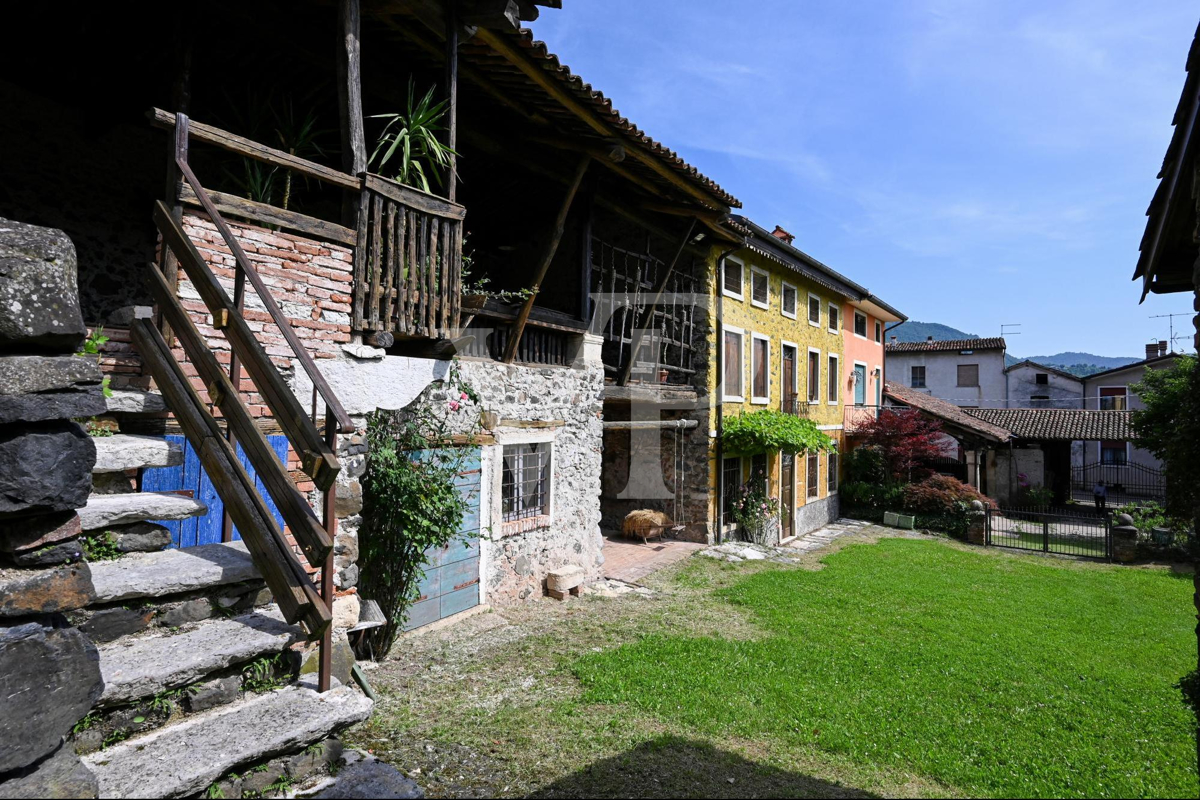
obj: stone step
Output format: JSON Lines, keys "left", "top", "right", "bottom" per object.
{"left": 78, "top": 492, "right": 206, "bottom": 531}
{"left": 83, "top": 682, "right": 373, "bottom": 799}
{"left": 89, "top": 541, "right": 259, "bottom": 605}
{"left": 105, "top": 389, "right": 167, "bottom": 415}
{"left": 96, "top": 606, "right": 303, "bottom": 707}
{"left": 92, "top": 434, "right": 183, "bottom": 474}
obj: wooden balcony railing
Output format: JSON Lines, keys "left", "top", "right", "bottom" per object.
{"left": 352, "top": 175, "right": 465, "bottom": 340}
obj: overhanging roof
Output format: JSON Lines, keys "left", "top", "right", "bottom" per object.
{"left": 966, "top": 409, "right": 1133, "bottom": 441}
{"left": 882, "top": 382, "right": 1012, "bottom": 443}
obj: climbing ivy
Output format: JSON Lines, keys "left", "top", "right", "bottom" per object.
{"left": 358, "top": 365, "right": 482, "bottom": 656}
{"left": 721, "top": 409, "right": 834, "bottom": 456}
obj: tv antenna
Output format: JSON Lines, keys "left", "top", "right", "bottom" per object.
{"left": 1000, "top": 323, "right": 1022, "bottom": 338}
{"left": 1149, "top": 312, "right": 1191, "bottom": 352}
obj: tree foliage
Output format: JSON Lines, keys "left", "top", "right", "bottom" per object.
{"left": 722, "top": 409, "right": 833, "bottom": 456}
{"left": 853, "top": 409, "right": 947, "bottom": 482}
{"left": 1132, "top": 355, "right": 1200, "bottom": 517}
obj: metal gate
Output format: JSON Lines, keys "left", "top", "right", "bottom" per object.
{"left": 1070, "top": 461, "right": 1165, "bottom": 503}
{"left": 986, "top": 507, "right": 1111, "bottom": 560}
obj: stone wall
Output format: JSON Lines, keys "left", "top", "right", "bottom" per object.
{"left": 0, "top": 218, "right": 106, "bottom": 795}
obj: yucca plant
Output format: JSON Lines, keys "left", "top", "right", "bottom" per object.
{"left": 369, "top": 79, "right": 457, "bottom": 194}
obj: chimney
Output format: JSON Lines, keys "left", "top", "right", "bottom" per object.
{"left": 1159, "top": 341, "right": 1168, "bottom": 356}
{"left": 890, "top": 335, "right": 897, "bottom": 344}
{"left": 1146, "top": 342, "right": 1158, "bottom": 360}
{"left": 927, "top": 335, "right": 934, "bottom": 342}
{"left": 771, "top": 225, "right": 795, "bottom": 245}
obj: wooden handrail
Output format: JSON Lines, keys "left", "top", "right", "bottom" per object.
{"left": 171, "top": 163, "right": 354, "bottom": 434}
{"left": 177, "top": 184, "right": 357, "bottom": 247}
{"left": 150, "top": 108, "right": 360, "bottom": 191}
{"left": 131, "top": 316, "right": 331, "bottom": 637}
{"left": 362, "top": 174, "right": 466, "bottom": 220}
{"left": 146, "top": 265, "right": 334, "bottom": 566}
{"left": 153, "top": 201, "right": 343, "bottom": 489}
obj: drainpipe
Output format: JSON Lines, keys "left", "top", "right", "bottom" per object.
{"left": 714, "top": 243, "right": 744, "bottom": 543}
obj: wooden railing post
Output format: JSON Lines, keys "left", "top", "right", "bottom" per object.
{"left": 320, "top": 405, "right": 338, "bottom": 694}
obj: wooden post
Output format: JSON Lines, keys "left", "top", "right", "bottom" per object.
{"left": 158, "top": 114, "right": 190, "bottom": 342}
{"left": 503, "top": 156, "right": 590, "bottom": 363}
{"left": 337, "top": 0, "right": 366, "bottom": 226}
{"left": 578, "top": 173, "right": 595, "bottom": 323}
{"left": 618, "top": 218, "right": 696, "bottom": 386}
{"left": 319, "top": 406, "right": 338, "bottom": 694}
{"left": 444, "top": 0, "right": 459, "bottom": 203}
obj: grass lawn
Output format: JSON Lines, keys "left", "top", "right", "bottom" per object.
{"left": 350, "top": 533, "right": 1197, "bottom": 798}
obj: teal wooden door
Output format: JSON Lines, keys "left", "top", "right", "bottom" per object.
{"left": 403, "top": 448, "right": 482, "bottom": 631}
{"left": 854, "top": 364, "right": 867, "bottom": 405}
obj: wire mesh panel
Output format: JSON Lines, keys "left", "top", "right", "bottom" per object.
{"left": 986, "top": 507, "right": 1111, "bottom": 560}
{"left": 590, "top": 238, "right": 698, "bottom": 383}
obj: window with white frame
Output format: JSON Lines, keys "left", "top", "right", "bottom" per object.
{"left": 501, "top": 442, "right": 552, "bottom": 521}
{"left": 750, "top": 267, "right": 769, "bottom": 308}
{"left": 751, "top": 334, "right": 770, "bottom": 403}
{"left": 854, "top": 311, "right": 868, "bottom": 338}
{"left": 808, "top": 293, "right": 821, "bottom": 326}
{"left": 807, "top": 349, "right": 820, "bottom": 404}
{"left": 807, "top": 451, "right": 819, "bottom": 499}
{"left": 723, "top": 257, "right": 744, "bottom": 300}
{"left": 827, "top": 353, "right": 839, "bottom": 404}
{"left": 828, "top": 303, "right": 839, "bottom": 333}
{"left": 781, "top": 282, "right": 797, "bottom": 319}
{"left": 723, "top": 328, "right": 744, "bottom": 400}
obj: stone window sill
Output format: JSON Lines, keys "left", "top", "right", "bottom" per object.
{"left": 499, "top": 515, "right": 551, "bottom": 537}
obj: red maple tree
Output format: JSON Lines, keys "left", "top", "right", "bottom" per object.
{"left": 855, "top": 409, "right": 947, "bottom": 482}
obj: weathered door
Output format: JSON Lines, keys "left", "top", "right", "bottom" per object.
{"left": 780, "top": 453, "right": 794, "bottom": 540}
{"left": 854, "top": 363, "right": 867, "bottom": 406}
{"left": 142, "top": 434, "right": 288, "bottom": 548}
{"left": 404, "top": 448, "right": 482, "bottom": 631}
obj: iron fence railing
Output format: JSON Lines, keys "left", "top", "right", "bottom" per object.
{"left": 986, "top": 506, "right": 1111, "bottom": 560}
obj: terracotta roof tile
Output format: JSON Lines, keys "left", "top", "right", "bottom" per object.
{"left": 965, "top": 409, "right": 1132, "bottom": 441}
{"left": 885, "top": 337, "right": 1006, "bottom": 354}
{"left": 882, "top": 382, "right": 1012, "bottom": 442}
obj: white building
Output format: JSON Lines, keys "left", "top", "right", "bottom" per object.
{"left": 1004, "top": 360, "right": 1083, "bottom": 409}
{"left": 883, "top": 336, "right": 1008, "bottom": 409}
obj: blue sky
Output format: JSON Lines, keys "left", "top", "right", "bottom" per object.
{"left": 529, "top": 1, "right": 1198, "bottom": 358}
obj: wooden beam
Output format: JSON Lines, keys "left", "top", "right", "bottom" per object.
{"left": 337, "top": 0, "right": 367, "bottom": 226}
{"left": 445, "top": 0, "right": 460, "bottom": 203}
{"left": 457, "top": 0, "right": 519, "bottom": 30}
{"left": 503, "top": 156, "right": 590, "bottom": 362}
{"left": 529, "top": 134, "right": 625, "bottom": 163}
{"left": 177, "top": 185, "right": 357, "bottom": 246}
{"left": 640, "top": 202, "right": 726, "bottom": 223}
{"left": 474, "top": 27, "right": 730, "bottom": 212}
{"left": 618, "top": 218, "right": 696, "bottom": 386}
{"left": 363, "top": 174, "right": 467, "bottom": 219}
{"left": 150, "top": 108, "right": 360, "bottom": 191}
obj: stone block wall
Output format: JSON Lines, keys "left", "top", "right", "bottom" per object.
{"left": 0, "top": 218, "right": 106, "bottom": 794}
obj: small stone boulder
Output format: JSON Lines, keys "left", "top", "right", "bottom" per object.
{"left": 0, "top": 356, "right": 107, "bottom": 425}
{"left": 0, "top": 218, "right": 87, "bottom": 351}
{"left": 0, "top": 618, "right": 103, "bottom": 774}
{"left": 0, "top": 422, "right": 95, "bottom": 516}
{"left": 0, "top": 562, "right": 95, "bottom": 618}
{"left": 111, "top": 522, "right": 173, "bottom": 553}
{"left": 546, "top": 565, "right": 585, "bottom": 594}
{"left": 0, "top": 511, "right": 81, "bottom": 554}
{"left": 0, "top": 740, "right": 99, "bottom": 800}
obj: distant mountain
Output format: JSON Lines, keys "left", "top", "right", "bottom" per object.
{"left": 890, "top": 322, "right": 1140, "bottom": 378}
{"left": 887, "top": 321, "right": 979, "bottom": 343}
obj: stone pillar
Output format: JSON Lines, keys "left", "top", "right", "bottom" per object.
{"left": 0, "top": 218, "right": 104, "bottom": 795}
{"left": 966, "top": 500, "right": 986, "bottom": 546}
{"left": 1111, "top": 514, "right": 1138, "bottom": 564}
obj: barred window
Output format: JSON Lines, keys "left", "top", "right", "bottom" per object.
{"left": 807, "top": 452, "right": 819, "bottom": 499}
{"left": 828, "top": 451, "right": 839, "bottom": 493}
{"left": 501, "top": 443, "right": 552, "bottom": 521}
{"left": 722, "top": 456, "right": 742, "bottom": 519}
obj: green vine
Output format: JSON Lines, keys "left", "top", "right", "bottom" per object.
{"left": 722, "top": 409, "right": 834, "bottom": 456}
{"left": 358, "top": 364, "right": 483, "bottom": 656}
{"left": 77, "top": 327, "right": 113, "bottom": 398}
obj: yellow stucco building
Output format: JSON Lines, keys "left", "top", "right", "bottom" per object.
{"left": 706, "top": 218, "right": 868, "bottom": 541}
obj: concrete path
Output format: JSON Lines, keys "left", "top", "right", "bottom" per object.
{"left": 785, "top": 518, "right": 874, "bottom": 554}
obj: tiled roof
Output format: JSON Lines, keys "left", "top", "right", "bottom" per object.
{"left": 484, "top": 28, "right": 742, "bottom": 209}
{"left": 1079, "top": 352, "right": 1182, "bottom": 382}
{"left": 1003, "top": 360, "right": 1082, "bottom": 382}
{"left": 965, "top": 409, "right": 1132, "bottom": 441}
{"left": 882, "top": 382, "right": 1012, "bottom": 442}
{"left": 885, "top": 337, "right": 1006, "bottom": 354}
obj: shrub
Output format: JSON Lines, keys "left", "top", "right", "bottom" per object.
{"left": 844, "top": 445, "right": 888, "bottom": 485}
{"left": 853, "top": 409, "right": 946, "bottom": 482}
{"left": 722, "top": 409, "right": 834, "bottom": 456}
{"left": 841, "top": 480, "right": 905, "bottom": 511}
{"left": 903, "top": 474, "right": 994, "bottom": 515}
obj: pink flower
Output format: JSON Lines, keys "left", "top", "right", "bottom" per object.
{"left": 460, "top": 392, "right": 468, "bottom": 400}
{"left": 449, "top": 401, "right": 460, "bottom": 411}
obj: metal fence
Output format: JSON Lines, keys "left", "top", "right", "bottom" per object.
{"left": 1070, "top": 461, "right": 1165, "bottom": 504}
{"left": 986, "top": 506, "right": 1111, "bottom": 560}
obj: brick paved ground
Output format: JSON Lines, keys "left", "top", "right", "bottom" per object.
{"left": 600, "top": 532, "right": 706, "bottom": 583}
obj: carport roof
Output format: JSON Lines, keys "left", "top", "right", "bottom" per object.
{"left": 965, "top": 409, "right": 1133, "bottom": 441}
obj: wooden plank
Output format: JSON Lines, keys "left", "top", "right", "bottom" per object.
{"left": 151, "top": 108, "right": 359, "bottom": 191}
{"left": 368, "top": 192, "right": 383, "bottom": 331}
{"left": 473, "top": 28, "right": 731, "bottom": 212}
{"left": 363, "top": 174, "right": 467, "bottom": 221}
{"left": 351, "top": 189, "right": 371, "bottom": 331}
{"left": 407, "top": 210, "right": 420, "bottom": 335}
{"left": 153, "top": 200, "right": 343, "bottom": 487}
{"left": 163, "top": 175, "right": 353, "bottom": 435}
{"left": 444, "top": 4, "right": 459, "bottom": 203}
{"left": 337, "top": 0, "right": 367, "bottom": 232}
{"left": 439, "top": 219, "right": 450, "bottom": 336}
{"left": 503, "top": 156, "right": 590, "bottom": 362}
{"left": 146, "top": 265, "right": 334, "bottom": 566}
{"left": 394, "top": 207, "right": 408, "bottom": 332}
{"left": 427, "top": 218, "right": 439, "bottom": 335}
{"left": 178, "top": 184, "right": 356, "bottom": 246}
{"left": 131, "top": 319, "right": 330, "bottom": 636}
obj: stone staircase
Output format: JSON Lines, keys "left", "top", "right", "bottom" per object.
{"left": 57, "top": 429, "right": 374, "bottom": 799}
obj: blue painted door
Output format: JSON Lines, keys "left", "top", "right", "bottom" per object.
{"left": 854, "top": 364, "right": 867, "bottom": 406}
{"left": 141, "top": 434, "right": 289, "bottom": 548}
{"left": 403, "top": 448, "right": 482, "bottom": 631}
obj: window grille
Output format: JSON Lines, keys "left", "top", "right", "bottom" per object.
{"left": 501, "top": 443, "right": 552, "bottom": 521}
